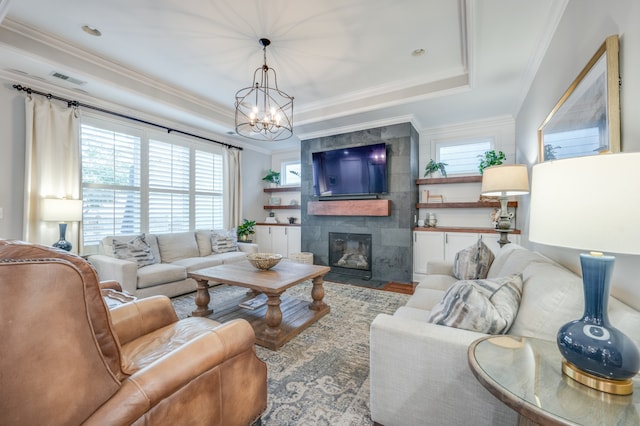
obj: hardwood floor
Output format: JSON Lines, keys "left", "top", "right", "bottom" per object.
{"left": 379, "top": 281, "right": 416, "bottom": 295}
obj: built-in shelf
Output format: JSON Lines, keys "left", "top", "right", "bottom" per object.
{"left": 264, "top": 205, "right": 301, "bottom": 210}
{"left": 264, "top": 186, "right": 301, "bottom": 193}
{"left": 308, "top": 199, "right": 391, "bottom": 216}
{"left": 416, "top": 176, "right": 482, "bottom": 185}
{"left": 416, "top": 201, "right": 518, "bottom": 209}
{"left": 413, "top": 226, "right": 521, "bottom": 234}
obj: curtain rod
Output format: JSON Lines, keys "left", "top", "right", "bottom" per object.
{"left": 13, "top": 84, "right": 242, "bottom": 151}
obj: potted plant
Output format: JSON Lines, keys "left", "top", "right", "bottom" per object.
{"left": 477, "top": 150, "right": 506, "bottom": 174}
{"left": 262, "top": 169, "right": 281, "bottom": 186}
{"left": 424, "top": 159, "right": 448, "bottom": 177}
{"left": 237, "top": 219, "right": 256, "bottom": 242}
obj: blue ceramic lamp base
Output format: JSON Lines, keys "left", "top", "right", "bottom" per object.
{"left": 557, "top": 253, "right": 640, "bottom": 395}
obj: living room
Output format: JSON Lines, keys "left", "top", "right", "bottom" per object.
{"left": 1, "top": 0, "right": 640, "bottom": 424}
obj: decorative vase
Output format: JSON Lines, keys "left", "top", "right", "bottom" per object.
{"left": 52, "top": 223, "right": 72, "bottom": 251}
{"left": 556, "top": 253, "right": 640, "bottom": 391}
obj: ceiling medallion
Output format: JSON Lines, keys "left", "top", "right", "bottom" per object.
{"left": 235, "top": 38, "right": 294, "bottom": 141}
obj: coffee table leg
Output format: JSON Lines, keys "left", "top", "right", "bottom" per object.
{"left": 192, "top": 279, "right": 213, "bottom": 317}
{"left": 310, "top": 275, "right": 328, "bottom": 311}
{"left": 264, "top": 293, "right": 283, "bottom": 337}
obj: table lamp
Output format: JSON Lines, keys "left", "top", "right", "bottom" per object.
{"left": 42, "top": 198, "right": 83, "bottom": 251}
{"left": 481, "top": 164, "right": 530, "bottom": 247}
{"left": 529, "top": 153, "right": 640, "bottom": 395}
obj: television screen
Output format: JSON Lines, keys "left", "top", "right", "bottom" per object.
{"left": 312, "top": 143, "right": 387, "bottom": 197}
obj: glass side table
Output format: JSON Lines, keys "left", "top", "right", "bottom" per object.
{"left": 468, "top": 335, "right": 640, "bottom": 426}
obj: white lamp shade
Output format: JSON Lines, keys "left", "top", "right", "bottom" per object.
{"left": 42, "top": 198, "right": 83, "bottom": 222}
{"left": 481, "top": 164, "right": 530, "bottom": 196}
{"left": 529, "top": 153, "right": 640, "bottom": 255}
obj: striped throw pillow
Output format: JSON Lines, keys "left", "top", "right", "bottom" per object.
{"left": 112, "top": 234, "right": 157, "bottom": 268}
{"left": 211, "top": 228, "right": 238, "bottom": 254}
{"left": 427, "top": 274, "right": 523, "bottom": 334}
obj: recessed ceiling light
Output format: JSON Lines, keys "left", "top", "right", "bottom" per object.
{"left": 82, "top": 25, "right": 102, "bottom": 37}
{"left": 412, "top": 48, "right": 426, "bottom": 57}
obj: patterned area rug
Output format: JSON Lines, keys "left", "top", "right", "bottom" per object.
{"left": 171, "top": 281, "right": 409, "bottom": 425}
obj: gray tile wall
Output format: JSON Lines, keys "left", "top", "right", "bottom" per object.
{"left": 300, "top": 123, "right": 418, "bottom": 283}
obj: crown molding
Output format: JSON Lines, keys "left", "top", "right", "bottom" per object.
{"left": 1, "top": 19, "right": 233, "bottom": 121}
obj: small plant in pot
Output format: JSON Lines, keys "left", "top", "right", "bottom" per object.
{"left": 262, "top": 169, "right": 281, "bottom": 186}
{"left": 477, "top": 150, "right": 506, "bottom": 174}
{"left": 424, "top": 159, "right": 448, "bottom": 177}
{"left": 237, "top": 219, "right": 256, "bottom": 242}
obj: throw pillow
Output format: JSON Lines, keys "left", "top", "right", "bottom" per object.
{"left": 211, "top": 228, "right": 238, "bottom": 254}
{"left": 453, "top": 238, "right": 495, "bottom": 280}
{"left": 427, "top": 274, "right": 523, "bottom": 334}
{"left": 112, "top": 234, "right": 157, "bottom": 268}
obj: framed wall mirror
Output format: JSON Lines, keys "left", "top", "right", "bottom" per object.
{"left": 538, "top": 35, "right": 620, "bottom": 162}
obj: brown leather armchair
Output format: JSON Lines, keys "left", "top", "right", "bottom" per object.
{"left": 0, "top": 240, "right": 267, "bottom": 425}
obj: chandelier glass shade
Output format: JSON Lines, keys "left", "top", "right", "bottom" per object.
{"left": 235, "top": 38, "right": 294, "bottom": 141}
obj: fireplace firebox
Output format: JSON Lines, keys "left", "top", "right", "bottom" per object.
{"left": 328, "top": 232, "right": 372, "bottom": 280}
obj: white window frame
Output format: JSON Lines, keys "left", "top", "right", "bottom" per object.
{"left": 80, "top": 114, "right": 225, "bottom": 253}
{"left": 281, "top": 160, "right": 301, "bottom": 186}
{"left": 434, "top": 137, "right": 495, "bottom": 176}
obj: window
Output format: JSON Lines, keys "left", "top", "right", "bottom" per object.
{"left": 436, "top": 139, "right": 493, "bottom": 175}
{"left": 81, "top": 115, "right": 224, "bottom": 251}
{"left": 281, "top": 161, "right": 301, "bottom": 185}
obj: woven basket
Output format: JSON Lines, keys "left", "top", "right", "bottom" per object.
{"left": 289, "top": 252, "right": 313, "bottom": 264}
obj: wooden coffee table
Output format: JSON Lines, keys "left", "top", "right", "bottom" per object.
{"left": 188, "top": 260, "right": 331, "bottom": 350}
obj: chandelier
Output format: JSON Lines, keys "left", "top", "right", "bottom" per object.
{"left": 235, "top": 38, "right": 294, "bottom": 141}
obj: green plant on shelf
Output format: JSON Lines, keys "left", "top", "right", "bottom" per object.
{"left": 262, "top": 169, "right": 281, "bottom": 185}
{"left": 477, "top": 150, "right": 506, "bottom": 174}
{"left": 424, "top": 159, "right": 448, "bottom": 177}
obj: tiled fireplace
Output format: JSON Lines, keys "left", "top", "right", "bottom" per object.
{"left": 328, "top": 232, "right": 372, "bottom": 280}
{"left": 300, "top": 123, "right": 419, "bottom": 283}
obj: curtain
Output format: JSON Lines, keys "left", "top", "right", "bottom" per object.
{"left": 223, "top": 148, "right": 242, "bottom": 229}
{"left": 23, "top": 96, "right": 81, "bottom": 250}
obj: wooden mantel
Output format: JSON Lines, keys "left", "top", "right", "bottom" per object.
{"left": 307, "top": 199, "right": 392, "bottom": 216}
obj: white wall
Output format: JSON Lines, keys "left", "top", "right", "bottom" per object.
{"left": 0, "top": 81, "right": 26, "bottom": 240}
{"left": 418, "top": 116, "right": 516, "bottom": 228}
{"left": 516, "top": 0, "right": 640, "bottom": 309}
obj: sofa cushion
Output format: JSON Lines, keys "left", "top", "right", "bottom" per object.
{"left": 156, "top": 232, "right": 199, "bottom": 263}
{"left": 453, "top": 239, "right": 495, "bottom": 280}
{"left": 394, "top": 306, "right": 432, "bottom": 322}
{"left": 487, "top": 245, "right": 549, "bottom": 279}
{"left": 195, "top": 230, "right": 214, "bottom": 256}
{"left": 405, "top": 288, "right": 447, "bottom": 311}
{"left": 427, "top": 274, "right": 523, "bottom": 334}
{"left": 171, "top": 256, "right": 225, "bottom": 272}
{"left": 416, "top": 274, "right": 458, "bottom": 292}
{"left": 509, "top": 262, "right": 583, "bottom": 340}
{"left": 137, "top": 263, "right": 188, "bottom": 289}
{"left": 211, "top": 228, "right": 238, "bottom": 254}
{"left": 112, "top": 234, "right": 158, "bottom": 268}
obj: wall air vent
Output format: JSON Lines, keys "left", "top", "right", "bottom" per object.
{"left": 50, "top": 71, "right": 86, "bottom": 85}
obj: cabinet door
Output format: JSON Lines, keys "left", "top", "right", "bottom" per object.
{"left": 444, "top": 232, "right": 479, "bottom": 262}
{"left": 271, "top": 227, "right": 288, "bottom": 256}
{"left": 286, "top": 227, "right": 301, "bottom": 257}
{"left": 254, "top": 226, "right": 272, "bottom": 253}
{"left": 413, "top": 232, "right": 444, "bottom": 274}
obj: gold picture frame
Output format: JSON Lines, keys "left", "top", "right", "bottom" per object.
{"left": 538, "top": 35, "right": 620, "bottom": 162}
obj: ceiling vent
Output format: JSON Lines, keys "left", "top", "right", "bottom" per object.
{"left": 50, "top": 71, "right": 86, "bottom": 86}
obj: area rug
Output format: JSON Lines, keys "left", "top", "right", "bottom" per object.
{"left": 171, "top": 281, "right": 409, "bottom": 425}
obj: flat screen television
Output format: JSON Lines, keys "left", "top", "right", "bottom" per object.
{"left": 312, "top": 143, "right": 388, "bottom": 198}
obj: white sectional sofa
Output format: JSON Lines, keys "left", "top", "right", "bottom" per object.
{"left": 88, "top": 230, "right": 257, "bottom": 298}
{"left": 370, "top": 243, "right": 640, "bottom": 426}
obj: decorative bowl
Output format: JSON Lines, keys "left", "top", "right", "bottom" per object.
{"left": 247, "top": 253, "right": 283, "bottom": 270}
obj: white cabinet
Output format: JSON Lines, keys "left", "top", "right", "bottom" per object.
{"left": 255, "top": 225, "right": 301, "bottom": 258}
{"left": 412, "top": 231, "right": 520, "bottom": 281}
{"left": 413, "top": 232, "right": 444, "bottom": 275}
